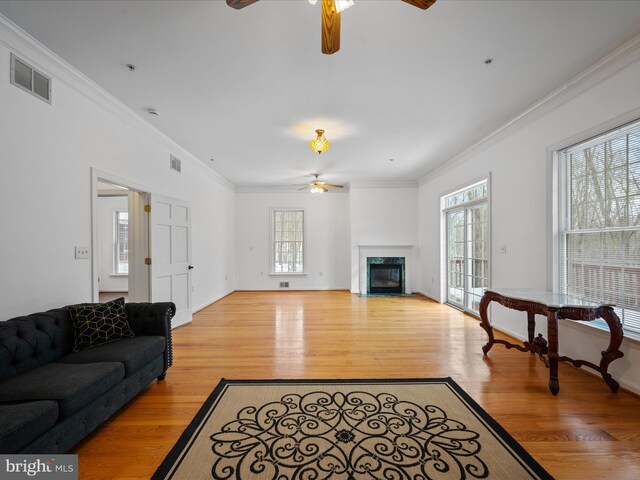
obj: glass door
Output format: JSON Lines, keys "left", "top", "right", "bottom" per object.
{"left": 446, "top": 209, "right": 465, "bottom": 307}
{"left": 465, "top": 204, "right": 489, "bottom": 312}
{"left": 444, "top": 181, "right": 489, "bottom": 313}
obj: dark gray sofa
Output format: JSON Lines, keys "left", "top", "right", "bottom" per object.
{"left": 0, "top": 302, "right": 175, "bottom": 454}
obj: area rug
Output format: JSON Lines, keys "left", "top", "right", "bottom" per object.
{"left": 152, "top": 378, "right": 553, "bottom": 480}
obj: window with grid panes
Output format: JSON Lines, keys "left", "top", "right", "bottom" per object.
{"left": 558, "top": 119, "right": 640, "bottom": 337}
{"left": 114, "top": 210, "right": 129, "bottom": 274}
{"left": 271, "top": 209, "right": 305, "bottom": 274}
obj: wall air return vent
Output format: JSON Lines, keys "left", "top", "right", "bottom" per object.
{"left": 170, "top": 155, "right": 182, "bottom": 173}
{"left": 10, "top": 53, "right": 51, "bottom": 103}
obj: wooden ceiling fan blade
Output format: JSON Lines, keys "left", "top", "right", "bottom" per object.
{"left": 226, "top": 0, "right": 260, "bottom": 10}
{"left": 321, "top": 186, "right": 329, "bottom": 192}
{"left": 297, "top": 186, "right": 310, "bottom": 191}
{"left": 324, "top": 184, "right": 344, "bottom": 188}
{"left": 401, "top": 0, "right": 436, "bottom": 10}
{"left": 321, "top": 0, "right": 340, "bottom": 55}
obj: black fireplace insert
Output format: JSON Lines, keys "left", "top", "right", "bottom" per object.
{"left": 369, "top": 263, "right": 403, "bottom": 294}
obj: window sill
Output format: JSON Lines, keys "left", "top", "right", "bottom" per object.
{"left": 269, "top": 273, "right": 307, "bottom": 277}
{"left": 562, "top": 318, "right": 640, "bottom": 344}
{"left": 110, "top": 274, "right": 128, "bottom": 277}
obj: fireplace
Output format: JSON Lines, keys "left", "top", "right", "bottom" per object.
{"left": 367, "top": 257, "right": 405, "bottom": 294}
{"left": 356, "top": 245, "right": 414, "bottom": 295}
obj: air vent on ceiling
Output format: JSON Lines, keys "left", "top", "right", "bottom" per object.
{"left": 170, "top": 155, "right": 182, "bottom": 173}
{"left": 10, "top": 53, "right": 51, "bottom": 104}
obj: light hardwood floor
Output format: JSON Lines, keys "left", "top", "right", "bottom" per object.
{"left": 74, "top": 291, "right": 640, "bottom": 479}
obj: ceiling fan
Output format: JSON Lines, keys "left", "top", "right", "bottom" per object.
{"left": 297, "top": 173, "right": 345, "bottom": 193}
{"left": 226, "top": 0, "right": 436, "bottom": 54}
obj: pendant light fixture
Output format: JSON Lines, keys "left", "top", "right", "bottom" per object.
{"left": 309, "top": 129, "right": 330, "bottom": 154}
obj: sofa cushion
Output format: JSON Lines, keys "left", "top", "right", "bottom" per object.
{"left": 58, "top": 336, "right": 166, "bottom": 377}
{"left": 0, "top": 400, "right": 59, "bottom": 453}
{"left": 0, "top": 362, "right": 124, "bottom": 418}
{"left": 68, "top": 297, "right": 134, "bottom": 351}
{"left": 0, "top": 309, "right": 74, "bottom": 382}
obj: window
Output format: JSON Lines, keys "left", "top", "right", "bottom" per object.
{"left": 558, "top": 119, "right": 640, "bottom": 337}
{"left": 114, "top": 211, "right": 129, "bottom": 275}
{"left": 271, "top": 209, "right": 305, "bottom": 274}
{"left": 444, "top": 180, "right": 489, "bottom": 314}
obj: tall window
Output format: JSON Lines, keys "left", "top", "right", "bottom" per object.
{"left": 444, "top": 180, "right": 489, "bottom": 313}
{"left": 114, "top": 210, "right": 129, "bottom": 275}
{"left": 559, "top": 120, "right": 640, "bottom": 337}
{"left": 271, "top": 209, "right": 305, "bottom": 274}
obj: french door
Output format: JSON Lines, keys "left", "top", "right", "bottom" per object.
{"left": 445, "top": 185, "right": 489, "bottom": 313}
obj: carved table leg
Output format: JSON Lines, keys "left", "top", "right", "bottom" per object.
{"left": 527, "top": 311, "right": 536, "bottom": 354}
{"left": 479, "top": 293, "right": 495, "bottom": 355}
{"left": 547, "top": 309, "right": 560, "bottom": 395}
{"left": 598, "top": 307, "right": 624, "bottom": 393}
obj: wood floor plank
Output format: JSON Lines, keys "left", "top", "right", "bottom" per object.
{"left": 74, "top": 291, "right": 640, "bottom": 479}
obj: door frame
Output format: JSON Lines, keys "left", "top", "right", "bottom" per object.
{"left": 90, "top": 168, "right": 150, "bottom": 302}
{"left": 440, "top": 174, "right": 492, "bottom": 313}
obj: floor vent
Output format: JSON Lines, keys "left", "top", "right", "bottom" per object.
{"left": 170, "top": 155, "right": 182, "bottom": 173}
{"left": 279, "top": 282, "right": 290, "bottom": 288}
{"left": 10, "top": 53, "right": 51, "bottom": 103}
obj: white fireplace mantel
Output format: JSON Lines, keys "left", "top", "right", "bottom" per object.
{"left": 357, "top": 244, "right": 415, "bottom": 294}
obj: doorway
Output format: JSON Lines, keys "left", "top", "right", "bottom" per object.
{"left": 91, "top": 169, "right": 150, "bottom": 304}
{"left": 443, "top": 179, "right": 490, "bottom": 314}
{"left": 97, "top": 181, "right": 129, "bottom": 302}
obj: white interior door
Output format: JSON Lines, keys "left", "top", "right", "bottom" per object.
{"left": 150, "top": 194, "right": 192, "bottom": 328}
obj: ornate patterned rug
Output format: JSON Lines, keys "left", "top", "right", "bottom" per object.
{"left": 152, "top": 378, "right": 553, "bottom": 480}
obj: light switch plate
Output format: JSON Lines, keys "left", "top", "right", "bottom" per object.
{"left": 75, "top": 246, "right": 90, "bottom": 259}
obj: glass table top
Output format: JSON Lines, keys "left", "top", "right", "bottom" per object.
{"left": 486, "top": 288, "right": 614, "bottom": 309}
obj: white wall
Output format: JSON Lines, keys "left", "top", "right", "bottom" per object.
{"left": 0, "top": 19, "right": 235, "bottom": 319}
{"left": 97, "top": 196, "right": 128, "bottom": 292}
{"left": 418, "top": 42, "right": 640, "bottom": 392}
{"left": 349, "top": 187, "right": 419, "bottom": 293}
{"left": 235, "top": 192, "right": 350, "bottom": 290}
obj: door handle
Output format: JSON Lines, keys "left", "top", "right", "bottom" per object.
{"left": 188, "top": 265, "right": 194, "bottom": 270}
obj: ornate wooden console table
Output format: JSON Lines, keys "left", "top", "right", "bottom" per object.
{"left": 479, "top": 288, "right": 624, "bottom": 395}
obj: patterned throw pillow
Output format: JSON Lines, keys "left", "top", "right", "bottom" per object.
{"left": 68, "top": 297, "right": 134, "bottom": 351}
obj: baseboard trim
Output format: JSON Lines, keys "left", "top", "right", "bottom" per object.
{"left": 193, "top": 290, "right": 235, "bottom": 314}
{"left": 235, "top": 289, "right": 351, "bottom": 293}
{"left": 171, "top": 318, "right": 192, "bottom": 329}
{"left": 414, "top": 290, "right": 440, "bottom": 302}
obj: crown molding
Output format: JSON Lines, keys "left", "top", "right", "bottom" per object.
{"left": 418, "top": 32, "right": 640, "bottom": 185}
{"left": 235, "top": 185, "right": 349, "bottom": 194}
{"left": 0, "top": 14, "right": 235, "bottom": 192}
{"left": 349, "top": 180, "right": 418, "bottom": 189}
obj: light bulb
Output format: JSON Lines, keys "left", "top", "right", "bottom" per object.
{"left": 334, "top": 0, "right": 354, "bottom": 13}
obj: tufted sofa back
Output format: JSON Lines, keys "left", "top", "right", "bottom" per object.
{"left": 0, "top": 309, "right": 75, "bottom": 382}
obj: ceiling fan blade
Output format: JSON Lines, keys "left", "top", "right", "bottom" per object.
{"left": 226, "top": 0, "right": 260, "bottom": 10}
{"left": 297, "top": 186, "right": 310, "bottom": 191}
{"left": 321, "top": 186, "right": 329, "bottom": 192}
{"left": 321, "top": 0, "right": 341, "bottom": 55}
{"left": 401, "top": 0, "right": 436, "bottom": 10}
{"left": 324, "top": 184, "right": 344, "bottom": 188}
